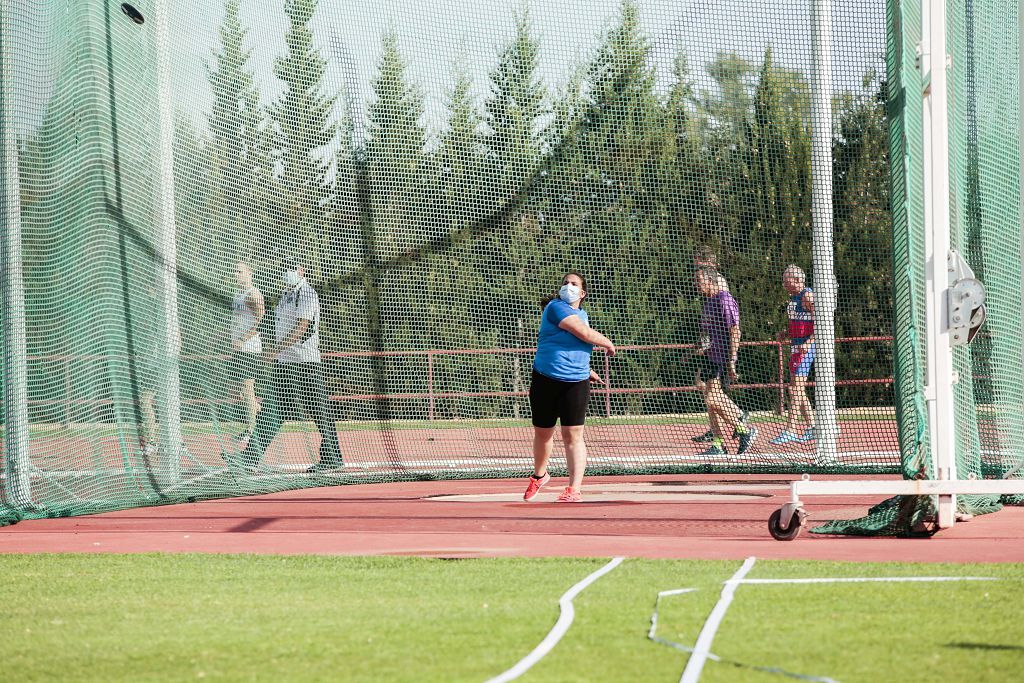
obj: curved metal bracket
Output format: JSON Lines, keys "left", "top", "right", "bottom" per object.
{"left": 947, "top": 250, "right": 987, "bottom": 346}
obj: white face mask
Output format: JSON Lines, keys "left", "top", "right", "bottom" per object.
{"left": 559, "top": 283, "right": 582, "bottom": 304}
{"left": 282, "top": 270, "right": 301, "bottom": 288}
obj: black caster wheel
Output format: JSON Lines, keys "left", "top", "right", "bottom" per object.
{"left": 768, "top": 508, "right": 803, "bottom": 541}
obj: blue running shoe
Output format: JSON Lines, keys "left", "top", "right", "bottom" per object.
{"left": 770, "top": 431, "right": 800, "bottom": 445}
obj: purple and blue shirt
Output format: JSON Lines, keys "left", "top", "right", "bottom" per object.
{"left": 701, "top": 291, "right": 740, "bottom": 366}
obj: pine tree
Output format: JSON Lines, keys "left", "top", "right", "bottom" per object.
{"left": 422, "top": 63, "right": 503, "bottom": 417}
{"left": 361, "top": 30, "right": 430, "bottom": 407}
{"left": 439, "top": 63, "right": 486, "bottom": 230}
{"left": 270, "top": 0, "right": 336, "bottom": 279}
{"left": 734, "top": 46, "right": 813, "bottom": 347}
{"left": 170, "top": 116, "right": 223, "bottom": 418}
{"left": 365, "top": 31, "right": 429, "bottom": 260}
{"left": 483, "top": 8, "right": 546, "bottom": 206}
{"left": 554, "top": 0, "right": 679, "bottom": 411}
{"left": 663, "top": 52, "right": 705, "bottom": 234}
{"left": 478, "top": 8, "right": 550, "bottom": 406}
{"left": 832, "top": 73, "right": 892, "bottom": 408}
{"left": 699, "top": 51, "right": 756, "bottom": 244}
{"left": 316, "top": 108, "right": 365, "bottom": 412}
{"left": 206, "top": 0, "right": 269, "bottom": 266}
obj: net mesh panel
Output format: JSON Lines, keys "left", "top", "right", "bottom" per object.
{"left": 816, "top": 0, "right": 1024, "bottom": 536}
{"left": 2, "top": 0, "right": 911, "bottom": 525}
{"left": 946, "top": 0, "right": 1022, "bottom": 515}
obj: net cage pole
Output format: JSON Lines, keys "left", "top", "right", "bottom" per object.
{"left": 921, "top": 0, "right": 957, "bottom": 527}
{"left": 0, "top": 0, "right": 31, "bottom": 509}
{"left": 810, "top": 0, "right": 839, "bottom": 463}
{"left": 154, "top": 0, "right": 183, "bottom": 484}
{"left": 1020, "top": 0, "right": 1024, "bottom": 382}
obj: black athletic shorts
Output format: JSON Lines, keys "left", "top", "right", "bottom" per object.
{"left": 529, "top": 369, "right": 590, "bottom": 428}
{"left": 695, "top": 356, "right": 731, "bottom": 391}
{"left": 227, "top": 351, "right": 264, "bottom": 386}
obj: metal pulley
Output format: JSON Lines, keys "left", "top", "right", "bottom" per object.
{"left": 947, "top": 250, "right": 987, "bottom": 346}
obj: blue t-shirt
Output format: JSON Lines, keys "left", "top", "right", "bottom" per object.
{"left": 533, "top": 300, "right": 594, "bottom": 381}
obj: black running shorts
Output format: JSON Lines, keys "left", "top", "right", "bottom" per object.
{"left": 695, "top": 356, "right": 731, "bottom": 391}
{"left": 528, "top": 369, "right": 590, "bottom": 428}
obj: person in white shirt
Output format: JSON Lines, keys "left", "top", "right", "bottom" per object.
{"left": 228, "top": 261, "right": 265, "bottom": 440}
{"left": 226, "top": 256, "right": 342, "bottom": 474}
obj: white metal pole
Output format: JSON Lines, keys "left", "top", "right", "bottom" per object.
{"left": 1019, "top": 0, "right": 1024, "bottom": 409}
{"left": 810, "top": 0, "right": 838, "bottom": 464}
{"left": 153, "top": 0, "right": 183, "bottom": 484}
{"left": 0, "top": 0, "right": 31, "bottom": 509}
{"left": 922, "top": 0, "right": 958, "bottom": 527}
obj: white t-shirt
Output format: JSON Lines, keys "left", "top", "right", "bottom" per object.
{"left": 274, "top": 280, "right": 320, "bottom": 364}
{"left": 230, "top": 287, "right": 263, "bottom": 354}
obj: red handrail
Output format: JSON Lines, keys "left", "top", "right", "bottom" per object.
{"left": 27, "top": 337, "right": 896, "bottom": 422}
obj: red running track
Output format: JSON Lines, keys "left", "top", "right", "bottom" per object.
{"left": 2, "top": 474, "right": 1022, "bottom": 563}
{"left": 25, "top": 420, "right": 901, "bottom": 474}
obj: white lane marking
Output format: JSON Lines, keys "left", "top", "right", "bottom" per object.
{"left": 738, "top": 577, "right": 997, "bottom": 585}
{"left": 679, "top": 556, "right": 757, "bottom": 683}
{"left": 655, "top": 574, "right": 999, "bottom": 683}
{"left": 650, "top": 585, "right": 838, "bottom": 683}
{"left": 648, "top": 588, "right": 698, "bottom": 642}
{"left": 484, "top": 557, "right": 625, "bottom": 683}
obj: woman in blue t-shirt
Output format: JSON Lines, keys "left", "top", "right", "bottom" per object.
{"left": 523, "top": 272, "right": 617, "bottom": 503}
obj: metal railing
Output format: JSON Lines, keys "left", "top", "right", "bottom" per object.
{"left": 27, "top": 336, "right": 895, "bottom": 424}
{"left": 320, "top": 337, "right": 894, "bottom": 419}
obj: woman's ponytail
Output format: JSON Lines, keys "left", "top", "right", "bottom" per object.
{"left": 538, "top": 293, "right": 559, "bottom": 310}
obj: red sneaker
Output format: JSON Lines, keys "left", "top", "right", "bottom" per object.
{"left": 556, "top": 486, "right": 581, "bottom": 503}
{"left": 523, "top": 472, "right": 551, "bottom": 501}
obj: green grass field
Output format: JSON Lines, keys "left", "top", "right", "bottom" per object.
{"left": 1, "top": 555, "right": 1020, "bottom": 682}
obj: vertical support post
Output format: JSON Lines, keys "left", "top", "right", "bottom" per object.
{"left": 0, "top": 0, "right": 31, "bottom": 509}
{"left": 922, "top": 0, "right": 957, "bottom": 527}
{"left": 63, "top": 357, "right": 73, "bottom": 428}
{"left": 512, "top": 318, "right": 523, "bottom": 420}
{"left": 511, "top": 350, "right": 520, "bottom": 420}
{"left": 811, "top": 0, "right": 839, "bottom": 463}
{"left": 427, "top": 352, "right": 434, "bottom": 420}
{"left": 1019, "top": 0, "right": 1024, "bottom": 412}
{"left": 603, "top": 350, "right": 611, "bottom": 418}
{"left": 777, "top": 341, "right": 786, "bottom": 415}
{"left": 153, "top": 0, "right": 183, "bottom": 483}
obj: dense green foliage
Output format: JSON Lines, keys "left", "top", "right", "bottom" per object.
{"left": 20, "top": 0, "right": 894, "bottom": 422}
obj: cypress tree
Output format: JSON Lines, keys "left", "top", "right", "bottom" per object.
{"left": 270, "top": 0, "right": 336, "bottom": 279}
{"left": 206, "top": 0, "right": 269, "bottom": 266}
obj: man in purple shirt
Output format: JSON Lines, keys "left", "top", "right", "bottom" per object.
{"left": 694, "top": 268, "right": 757, "bottom": 456}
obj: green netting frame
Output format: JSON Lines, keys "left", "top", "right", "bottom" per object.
{"left": 816, "top": 0, "right": 1023, "bottom": 536}
{"left": 0, "top": 0, "right": 976, "bottom": 528}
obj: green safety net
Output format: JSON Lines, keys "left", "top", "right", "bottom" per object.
{"left": 0, "top": 0, "right": 996, "bottom": 528}
{"left": 815, "top": 0, "right": 1024, "bottom": 536}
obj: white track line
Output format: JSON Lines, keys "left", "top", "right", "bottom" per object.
{"left": 484, "top": 557, "right": 625, "bottom": 683}
{"left": 738, "top": 577, "right": 997, "bottom": 585}
{"left": 648, "top": 586, "right": 837, "bottom": 683}
{"left": 648, "top": 588, "right": 698, "bottom": 643}
{"left": 653, "top": 574, "right": 996, "bottom": 683}
{"left": 679, "top": 556, "right": 757, "bottom": 683}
